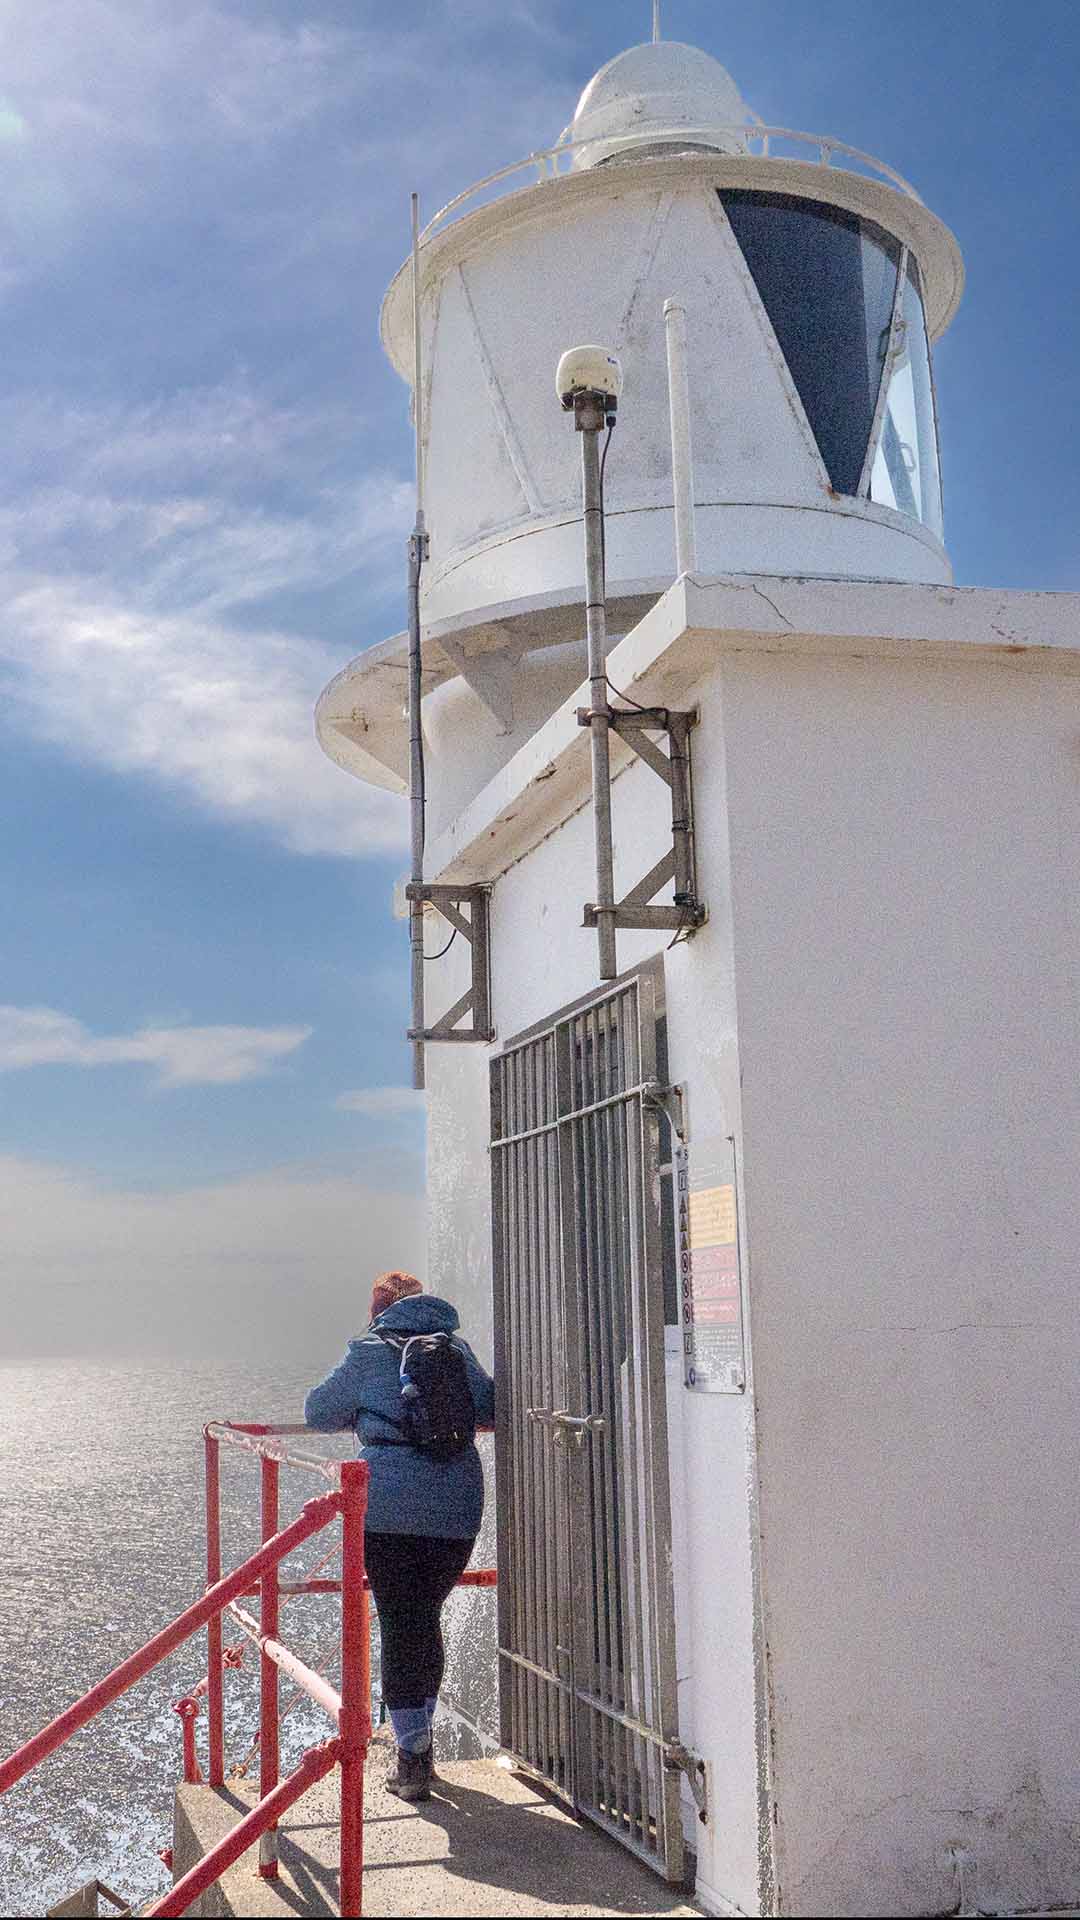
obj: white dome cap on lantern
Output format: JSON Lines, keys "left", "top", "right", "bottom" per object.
{"left": 567, "top": 40, "right": 755, "bottom": 169}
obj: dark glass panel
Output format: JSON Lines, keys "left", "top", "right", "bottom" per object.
{"left": 719, "top": 189, "right": 900, "bottom": 496}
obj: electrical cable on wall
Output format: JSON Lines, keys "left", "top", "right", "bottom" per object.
{"left": 423, "top": 926, "right": 457, "bottom": 963}
{"left": 598, "top": 418, "right": 614, "bottom": 597}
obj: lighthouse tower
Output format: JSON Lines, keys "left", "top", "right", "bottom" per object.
{"left": 318, "top": 34, "right": 1080, "bottom": 1920}
{"left": 317, "top": 37, "right": 963, "bottom": 813}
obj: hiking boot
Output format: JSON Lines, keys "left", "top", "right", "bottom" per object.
{"left": 386, "top": 1744, "right": 432, "bottom": 1802}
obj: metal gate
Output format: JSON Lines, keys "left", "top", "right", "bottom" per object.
{"left": 491, "top": 971, "right": 683, "bottom": 1881}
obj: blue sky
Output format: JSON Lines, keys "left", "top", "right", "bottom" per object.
{"left": 2, "top": 0, "right": 1077, "bottom": 1357}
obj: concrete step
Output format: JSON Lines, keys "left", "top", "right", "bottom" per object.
{"left": 172, "top": 1731, "right": 703, "bottom": 1918}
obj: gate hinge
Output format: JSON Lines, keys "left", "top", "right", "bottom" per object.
{"left": 663, "top": 1741, "right": 708, "bottom": 1824}
{"left": 641, "top": 1078, "right": 687, "bottom": 1143}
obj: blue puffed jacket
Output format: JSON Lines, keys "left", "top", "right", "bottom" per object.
{"left": 303, "top": 1294, "right": 495, "bottom": 1539}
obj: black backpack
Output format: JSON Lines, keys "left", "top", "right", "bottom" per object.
{"left": 376, "top": 1330, "right": 476, "bottom": 1463}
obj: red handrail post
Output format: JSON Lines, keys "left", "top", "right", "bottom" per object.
{"left": 205, "top": 1428, "right": 225, "bottom": 1788}
{"left": 0, "top": 1495, "right": 341, "bottom": 1796}
{"left": 259, "top": 1454, "right": 281, "bottom": 1879}
{"left": 337, "top": 1459, "right": 370, "bottom": 1919}
{"left": 174, "top": 1697, "right": 202, "bottom": 1785}
{"left": 145, "top": 1738, "right": 341, "bottom": 1919}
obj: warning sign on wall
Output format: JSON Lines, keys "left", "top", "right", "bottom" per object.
{"left": 676, "top": 1138, "right": 745, "bottom": 1393}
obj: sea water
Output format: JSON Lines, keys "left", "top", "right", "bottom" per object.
{"left": 0, "top": 1358, "right": 360, "bottom": 1917}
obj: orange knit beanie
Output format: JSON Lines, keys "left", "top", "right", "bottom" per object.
{"left": 370, "top": 1269, "right": 423, "bottom": 1322}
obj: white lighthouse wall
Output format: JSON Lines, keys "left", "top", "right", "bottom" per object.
{"left": 416, "top": 173, "right": 950, "bottom": 639}
{"left": 719, "top": 650, "right": 1080, "bottom": 1917}
{"left": 422, "top": 713, "right": 767, "bottom": 1915}
{"left": 424, "top": 1029, "right": 502, "bottom": 1749}
{"left": 422, "top": 643, "right": 589, "bottom": 840}
{"left": 421, "top": 635, "right": 1078, "bottom": 1917}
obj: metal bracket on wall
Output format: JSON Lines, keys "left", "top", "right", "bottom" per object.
{"left": 662, "top": 1741, "right": 708, "bottom": 1826}
{"left": 577, "top": 705, "right": 707, "bottom": 942}
{"left": 641, "top": 1077, "right": 687, "bottom": 1144}
{"left": 404, "top": 883, "right": 495, "bottom": 1044}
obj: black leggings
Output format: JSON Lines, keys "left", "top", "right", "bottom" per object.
{"left": 364, "top": 1531, "right": 475, "bottom": 1710}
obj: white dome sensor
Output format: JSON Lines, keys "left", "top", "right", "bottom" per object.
{"left": 556, "top": 345, "right": 623, "bottom": 410}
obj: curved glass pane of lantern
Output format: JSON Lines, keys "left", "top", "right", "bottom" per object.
{"left": 870, "top": 261, "right": 943, "bottom": 540}
{"left": 719, "top": 190, "right": 900, "bottom": 497}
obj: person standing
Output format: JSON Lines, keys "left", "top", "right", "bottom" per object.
{"left": 304, "top": 1270, "right": 495, "bottom": 1801}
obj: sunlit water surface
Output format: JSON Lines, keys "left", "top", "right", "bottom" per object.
{"left": 0, "top": 1359, "right": 359, "bottom": 1917}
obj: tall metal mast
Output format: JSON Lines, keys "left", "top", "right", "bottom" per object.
{"left": 407, "top": 192, "right": 428, "bottom": 1091}
{"left": 579, "top": 401, "right": 619, "bottom": 979}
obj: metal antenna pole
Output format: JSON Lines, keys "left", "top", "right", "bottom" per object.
{"left": 578, "top": 399, "right": 618, "bottom": 979}
{"left": 411, "top": 193, "right": 426, "bottom": 518}
{"left": 408, "top": 191, "right": 428, "bottom": 1091}
{"left": 652, "top": 0, "right": 661, "bottom": 42}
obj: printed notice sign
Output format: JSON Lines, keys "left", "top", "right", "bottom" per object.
{"left": 676, "top": 1138, "right": 745, "bottom": 1393}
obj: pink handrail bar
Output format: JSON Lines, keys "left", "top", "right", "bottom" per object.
{"left": 146, "top": 1738, "right": 342, "bottom": 1919}
{"left": 190, "top": 1422, "right": 494, "bottom": 1900}
{"left": 200, "top": 1423, "right": 372, "bottom": 1893}
{"left": 1, "top": 1419, "right": 496, "bottom": 1918}
{"left": 0, "top": 1491, "right": 343, "bottom": 1797}
{"left": 196, "top": 1423, "right": 493, "bottom": 1864}
{"left": 0, "top": 1430, "right": 366, "bottom": 1914}
{"left": 227, "top": 1602, "right": 345, "bottom": 1727}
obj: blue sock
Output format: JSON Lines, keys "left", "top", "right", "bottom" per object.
{"left": 389, "top": 1705, "right": 431, "bottom": 1755}
{"left": 425, "top": 1695, "right": 437, "bottom": 1728}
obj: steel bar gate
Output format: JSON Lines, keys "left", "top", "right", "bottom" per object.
{"left": 491, "top": 972, "right": 683, "bottom": 1882}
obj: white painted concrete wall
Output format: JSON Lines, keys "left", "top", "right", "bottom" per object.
{"left": 424, "top": 1021, "right": 501, "bottom": 1754}
{"left": 422, "top": 640, "right": 587, "bottom": 839}
{"left": 719, "top": 651, "right": 1080, "bottom": 1917}
{"left": 422, "top": 715, "right": 767, "bottom": 1913}
{"left": 419, "top": 634, "right": 1079, "bottom": 1916}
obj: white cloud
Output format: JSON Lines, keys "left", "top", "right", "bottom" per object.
{"left": 0, "top": 4, "right": 575, "bottom": 856}
{"left": 0, "top": 380, "right": 413, "bottom": 856}
{"left": 0, "top": 7, "right": 369, "bottom": 266}
{"left": 335, "top": 1086, "right": 426, "bottom": 1116}
{"left": 0, "top": 1005, "right": 311, "bottom": 1086}
{"left": 0, "top": 1152, "right": 428, "bottom": 1360}
{"left": 1, "top": 566, "right": 408, "bottom": 858}
{"left": 0, "top": 1, "right": 573, "bottom": 279}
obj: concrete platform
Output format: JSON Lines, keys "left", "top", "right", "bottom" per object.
{"left": 172, "top": 1730, "right": 702, "bottom": 1918}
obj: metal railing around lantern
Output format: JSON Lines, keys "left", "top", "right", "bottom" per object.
{"left": 413, "top": 122, "right": 922, "bottom": 251}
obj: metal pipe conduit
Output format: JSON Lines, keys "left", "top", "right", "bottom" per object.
{"left": 663, "top": 299, "right": 697, "bottom": 576}
{"left": 408, "top": 189, "right": 428, "bottom": 1091}
{"left": 580, "top": 401, "right": 617, "bottom": 979}
{"left": 227, "top": 1603, "right": 343, "bottom": 1728}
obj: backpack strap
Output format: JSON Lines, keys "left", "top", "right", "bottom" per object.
{"left": 367, "top": 1328, "right": 459, "bottom": 1444}
{"left": 375, "top": 1327, "right": 451, "bottom": 1386}
{"left": 395, "top": 1330, "right": 449, "bottom": 1379}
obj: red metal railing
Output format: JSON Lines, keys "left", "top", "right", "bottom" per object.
{"left": 0, "top": 1419, "right": 497, "bottom": 1918}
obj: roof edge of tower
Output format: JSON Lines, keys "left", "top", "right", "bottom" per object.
{"left": 380, "top": 150, "right": 963, "bottom": 382}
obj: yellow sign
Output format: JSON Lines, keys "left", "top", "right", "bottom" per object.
{"left": 688, "top": 1184, "right": 736, "bottom": 1248}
